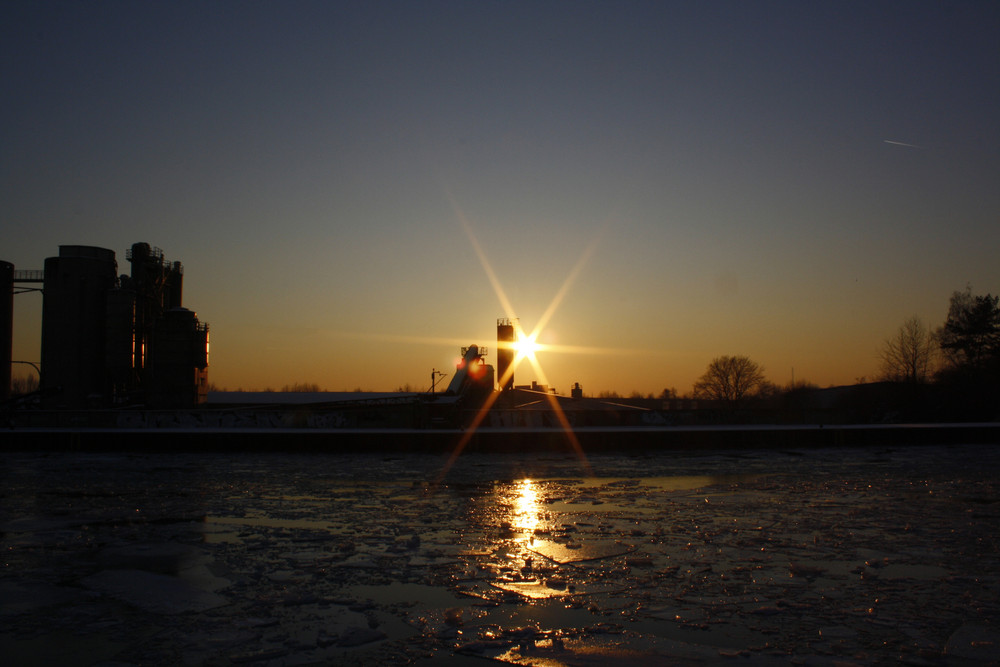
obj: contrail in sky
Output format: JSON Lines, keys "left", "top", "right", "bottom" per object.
{"left": 883, "top": 139, "right": 923, "bottom": 148}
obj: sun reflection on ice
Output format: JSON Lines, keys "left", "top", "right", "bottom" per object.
{"left": 512, "top": 479, "right": 542, "bottom": 536}
{"left": 476, "top": 478, "right": 576, "bottom": 601}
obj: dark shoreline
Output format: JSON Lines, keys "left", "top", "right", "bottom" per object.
{"left": 3, "top": 422, "right": 998, "bottom": 453}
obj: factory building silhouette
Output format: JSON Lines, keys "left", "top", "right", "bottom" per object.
{"left": 2, "top": 243, "right": 208, "bottom": 408}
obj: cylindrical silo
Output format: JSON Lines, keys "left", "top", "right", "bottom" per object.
{"left": 147, "top": 307, "right": 209, "bottom": 407}
{"left": 105, "top": 287, "right": 136, "bottom": 401}
{"left": 0, "top": 260, "right": 13, "bottom": 400}
{"left": 40, "top": 246, "right": 118, "bottom": 407}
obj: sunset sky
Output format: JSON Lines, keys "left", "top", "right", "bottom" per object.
{"left": 3, "top": 1, "right": 998, "bottom": 395}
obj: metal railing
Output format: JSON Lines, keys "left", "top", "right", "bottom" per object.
{"left": 125, "top": 246, "right": 164, "bottom": 261}
{"left": 13, "top": 270, "right": 44, "bottom": 282}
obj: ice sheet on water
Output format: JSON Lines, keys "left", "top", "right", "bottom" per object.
{"left": 2, "top": 445, "right": 1000, "bottom": 665}
{"left": 81, "top": 569, "right": 228, "bottom": 614}
{"left": 528, "top": 538, "right": 634, "bottom": 564}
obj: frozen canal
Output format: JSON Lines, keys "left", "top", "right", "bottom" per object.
{"left": 2, "top": 444, "right": 999, "bottom": 665}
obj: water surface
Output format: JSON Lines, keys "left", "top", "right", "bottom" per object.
{"left": 2, "top": 445, "right": 998, "bottom": 664}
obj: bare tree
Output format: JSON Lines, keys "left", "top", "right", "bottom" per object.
{"left": 878, "top": 316, "right": 937, "bottom": 384}
{"left": 693, "top": 355, "right": 768, "bottom": 407}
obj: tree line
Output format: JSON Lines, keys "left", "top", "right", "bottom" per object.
{"left": 875, "top": 286, "right": 999, "bottom": 392}
{"left": 687, "top": 285, "right": 999, "bottom": 421}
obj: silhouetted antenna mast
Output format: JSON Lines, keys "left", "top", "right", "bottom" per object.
{"left": 430, "top": 368, "right": 447, "bottom": 395}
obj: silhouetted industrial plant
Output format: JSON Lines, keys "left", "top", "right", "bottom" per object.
{"left": 4, "top": 244, "right": 998, "bottom": 432}
{"left": 2, "top": 243, "right": 209, "bottom": 407}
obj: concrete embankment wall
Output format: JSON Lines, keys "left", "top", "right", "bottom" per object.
{"left": 2, "top": 424, "right": 999, "bottom": 453}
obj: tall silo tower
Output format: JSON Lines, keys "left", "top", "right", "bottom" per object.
{"left": 40, "top": 246, "right": 118, "bottom": 406}
{"left": 105, "top": 285, "right": 135, "bottom": 401}
{"left": 126, "top": 243, "right": 183, "bottom": 389}
{"left": 0, "top": 261, "right": 13, "bottom": 400}
{"left": 497, "top": 318, "right": 515, "bottom": 391}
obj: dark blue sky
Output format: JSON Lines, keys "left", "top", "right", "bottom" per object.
{"left": 3, "top": 1, "right": 998, "bottom": 392}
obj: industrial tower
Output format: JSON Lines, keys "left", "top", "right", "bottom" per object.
{"left": 497, "top": 318, "right": 515, "bottom": 391}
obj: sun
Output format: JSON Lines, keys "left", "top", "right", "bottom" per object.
{"left": 513, "top": 331, "right": 540, "bottom": 361}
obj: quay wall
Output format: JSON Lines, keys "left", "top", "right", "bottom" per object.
{"left": 2, "top": 424, "right": 999, "bottom": 453}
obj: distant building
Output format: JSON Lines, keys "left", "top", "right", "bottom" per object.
{"left": 37, "top": 243, "right": 209, "bottom": 408}
{"left": 514, "top": 380, "right": 555, "bottom": 393}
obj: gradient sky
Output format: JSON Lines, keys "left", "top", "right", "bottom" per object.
{"left": 3, "top": 1, "right": 999, "bottom": 395}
